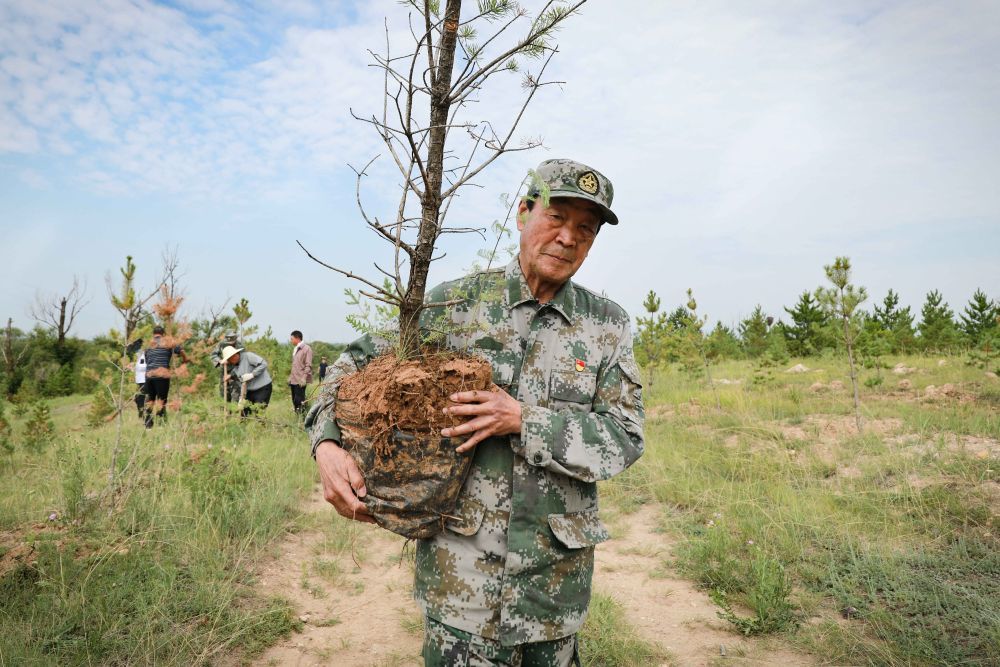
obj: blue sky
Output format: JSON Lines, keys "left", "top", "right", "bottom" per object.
{"left": 1, "top": 0, "right": 998, "bottom": 343}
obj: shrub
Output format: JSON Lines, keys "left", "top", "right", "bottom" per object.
{"left": 22, "top": 400, "right": 55, "bottom": 453}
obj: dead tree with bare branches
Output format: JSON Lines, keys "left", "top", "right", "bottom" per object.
{"left": 30, "top": 276, "right": 89, "bottom": 349}
{"left": 298, "top": 0, "right": 588, "bottom": 357}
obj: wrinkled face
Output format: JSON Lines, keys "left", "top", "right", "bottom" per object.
{"left": 517, "top": 197, "right": 601, "bottom": 292}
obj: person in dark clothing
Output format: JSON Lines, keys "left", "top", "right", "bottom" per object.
{"left": 143, "top": 325, "right": 189, "bottom": 428}
{"left": 318, "top": 356, "right": 328, "bottom": 382}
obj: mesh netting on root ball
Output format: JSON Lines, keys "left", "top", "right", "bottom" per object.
{"left": 336, "top": 351, "right": 493, "bottom": 539}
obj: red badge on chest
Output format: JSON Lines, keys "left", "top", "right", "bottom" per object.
{"left": 575, "top": 359, "right": 586, "bottom": 372}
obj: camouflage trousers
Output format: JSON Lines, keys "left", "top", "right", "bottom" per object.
{"left": 422, "top": 617, "right": 580, "bottom": 667}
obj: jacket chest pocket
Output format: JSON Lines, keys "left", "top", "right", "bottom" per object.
{"left": 549, "top": 369, "right": 597, "bottom": 412}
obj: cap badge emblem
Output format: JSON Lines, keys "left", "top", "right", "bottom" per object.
{"left": 577, "top": 171, "right": 599, "bottom": 195}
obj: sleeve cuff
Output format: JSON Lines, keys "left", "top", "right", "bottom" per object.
{"left": 517, "top": 404, "right": 555, "bottom": 467}
{"left": 311, "top": 420, "right": 342, "bottom": 458}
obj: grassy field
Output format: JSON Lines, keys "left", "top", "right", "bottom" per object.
{"left": 602, "top": 355, "right": 999, "bottom": 666}
{"left": 0, "top": 390, "right": 316, "bottom": 665}
{"left": 1, "top": 355, "right": 997, "bottom": 666}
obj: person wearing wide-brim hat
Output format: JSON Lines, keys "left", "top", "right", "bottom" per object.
{"left": 221, "top": 345, "right": 273, "bottom": 417}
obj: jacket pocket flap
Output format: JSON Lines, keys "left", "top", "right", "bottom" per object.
{"left": 550, "top": 370, "right": 597, "bottom": 404}
{"left": 445, "top": 497, "right": 485, "bottom": 536}
{"left": 548, "top": 508, "right": 609, "bottom": 549}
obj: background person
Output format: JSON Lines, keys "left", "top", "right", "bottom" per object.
{"left": 288, "top": 330, "right": 313, "bottom": 415}
{"left": 221, "top": 345, "right": 273, "bottom": 418}
{"left": 143, "top": 325, "right": 188, "bottom": 428}
{"left": 133, "top": 347, "right": 146, "bottom": 418}
{"left": 318, "top": 356, "right": 328, "bottom": 382}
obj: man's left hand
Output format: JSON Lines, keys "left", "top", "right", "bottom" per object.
{"left": 441, "top": 387, "right": 522, "bottom": 453}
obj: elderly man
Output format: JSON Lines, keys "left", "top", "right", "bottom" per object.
{"left": 307, "top": 159, "right": 644, "bottom": 666}
{"left": 220, "top": 345, "right": 273, "bottom": 418}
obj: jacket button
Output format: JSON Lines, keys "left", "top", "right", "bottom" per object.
{"left": 533, "top": 452, "right": 544, "bottom": 464}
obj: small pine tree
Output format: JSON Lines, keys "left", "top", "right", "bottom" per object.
{"left": 23, "top": 400, "right": 55, "bottom": 453}
{"left": 706, "top": 322, "right": 742, "bottom": 359}
{"left": 917, "top": 290, "right": 961, "bottom": 352}
{"left": 635, "top": 290, "right": 669, "bottom": 388}
{"left": 782, "top": 291, "right": 830, "bottom": 356}
{"left": 232, "top": 297, "right": 258, "bottom": 341}
{"left": 871, "top": 289, "right": 916, "bottom": 353}
{"left": 738, "top": 306, "right": 771, "bottom": 359}
{"left": 683, "top": 289, "right": 721, "bottom": 409}
{"left": 959, "top": 289, "right": 998, "bottom": 345}
{"left": 816, "top": 257, "right": 867, "bottom": 433}
{"left": 857, "top": 313, "right": 892, "bottom": 388}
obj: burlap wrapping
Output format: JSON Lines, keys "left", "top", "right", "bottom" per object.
{"left": 336, "top": 394, "right": 474, "bottom": 539}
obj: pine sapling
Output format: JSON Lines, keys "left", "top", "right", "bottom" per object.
{"left": 684, "top": 289, "right": 721, "bottom": 410}
{"left": 816, "top": 256, "right": 868, "bottom": 433}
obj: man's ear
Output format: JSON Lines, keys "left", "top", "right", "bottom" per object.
{"left": 516, "top": 200, "right": 530, "bottom": 231}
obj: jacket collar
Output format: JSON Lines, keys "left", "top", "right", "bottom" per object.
{"left": 504, "top": 257, "right": 575, "bottom": 324}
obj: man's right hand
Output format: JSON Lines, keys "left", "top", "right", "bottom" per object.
{"left": 315, "top": 440, "right": 374, "bottom": 523}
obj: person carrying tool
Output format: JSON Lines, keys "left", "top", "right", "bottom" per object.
{"left": 219, "top": 345, "right": 273, "bottom": 418}
{"left": 210, "top": 331, "right": 241, "bottom": 401}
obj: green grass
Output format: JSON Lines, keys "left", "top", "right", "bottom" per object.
{"left": 603, "top": 354, "right": 1000, "bottom": 666}
{"left": 580, "top": 592, "right": 671, "bottom": 666}
{"left": 0, "top": 389, "right": 316, "bottom": 665}
{"left": 4, "top": 353, "right": 997, "bottom": 665}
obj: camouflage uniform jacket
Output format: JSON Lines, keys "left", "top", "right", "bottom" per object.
{"left": 307, "top": 258, "right": 644, "bottom": 646}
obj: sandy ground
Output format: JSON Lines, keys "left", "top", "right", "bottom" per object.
{"left": 254, "top": 490, "right": 817, "bottom": 667}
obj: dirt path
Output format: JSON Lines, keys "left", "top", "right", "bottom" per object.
{"left": 255, "top": 492, "right": 816, "bottom": 667}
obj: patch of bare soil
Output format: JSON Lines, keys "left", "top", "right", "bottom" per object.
{"left": 887, "top": 432, "right": 1000, "bottom": 460}
{"left": 763, "top": 416, "right": 904, "bottom": 475}
{"left": 252, "top": 495, "right": 817, "bottom": 666}
{"left": 253, "top": 488, "right": 422, "bottom": 667}
{"left": 0, "top": 523, "right": 67, "bottom": 579}
{"left": 595, "top": 505, "right": 816, "bottom": 666}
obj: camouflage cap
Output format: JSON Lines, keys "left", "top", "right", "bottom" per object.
{"left": 527, "top": 158, "right": 618, "bottom": 225}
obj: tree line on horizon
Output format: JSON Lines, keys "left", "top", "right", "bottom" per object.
{"left": 635, "top": 282, "right": 999, "bottom": 375}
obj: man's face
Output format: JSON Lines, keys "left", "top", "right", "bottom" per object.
{"left": 228, "top": 352, "right": 241, "bottom": 365}
{"left": 290, "top": 335, "right": 300, "bottom": 345}
{"left": 517, "top": 197, "right": 601, "bottom": 292}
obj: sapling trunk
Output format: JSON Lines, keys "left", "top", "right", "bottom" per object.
{"left": 397, "top": 0, "right": 462, "bottom": 359}
{"left": 843, "top": 315, "right": 863, "bottom": 432}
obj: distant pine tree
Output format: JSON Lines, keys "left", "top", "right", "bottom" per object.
{"left": 635, "top": 290, "right": 669, "bottom": 388}
{"left": 871, "top": 289, "right": 915, "bottom": 353}
{"left": 959, "top": 288, "right": 998, "bottom": 345}
{"left": 707, "top": 321, "right": 741, "bottom": 359}
{"left": 666, "top": 306, "right": 695, "bottom": 332}
{"left": 782, "top": 291, "right": 830, "bottom": 356}
{"left": 738, "top": 305, "right": 771, "bottom": 358}
{"left": 917, "top": 290, "right": 961, "bottom": 352}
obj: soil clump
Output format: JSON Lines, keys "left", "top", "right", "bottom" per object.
{"left": 336, "top": 351, "right": 493, "bottom": 539}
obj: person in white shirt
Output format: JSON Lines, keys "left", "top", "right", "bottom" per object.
{"left": 134, "top": 349, "right": 147, "bottom": 418}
